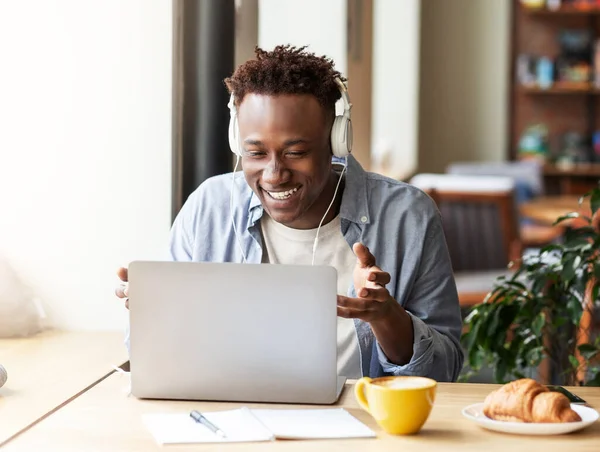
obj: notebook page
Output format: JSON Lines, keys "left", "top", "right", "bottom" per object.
{"left": 142, "top": 408, "right": 274, "bottom": 444}
{"left": 250, "top": 408, "right": 376, "bottom": 439}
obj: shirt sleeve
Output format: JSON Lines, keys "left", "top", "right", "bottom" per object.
{"left": 168, "top": 204, "right": 195, "bottom": 261}
{"left": 376, "top": 212, "right": 464, "bottom": 382}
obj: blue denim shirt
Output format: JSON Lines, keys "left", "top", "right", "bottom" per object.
{"left": 165, "top": 155, "right": 464, "bottom": 382}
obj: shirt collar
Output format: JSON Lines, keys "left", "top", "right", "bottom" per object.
{"left": 246, "top": 154, "right": 370, "bottom": 226}
{"left": 338, "top": 155, "right": 371, "bottom": 225}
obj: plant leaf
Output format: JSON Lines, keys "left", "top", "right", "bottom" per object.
{"left": 561, "top": 257, "right": 577, "bottom": 282}
{"left": 578, "top": 343, "right": 600, "bottom": 361}
{"left": 532, "top": 312, "right": 545, "bottom": 336}
{"left": 505, "top": 276, "right": 528, "bottom": 286}
{"left": 495, "top": 358, "right": 508, "bottom": 383}
{"left": 566, "top": 297, "right": 583, "bottom": 325}
{"left": 531, "top": 278, "right": 547, "bottom": 296}
{"left": 566, "top": 226, "right": 597, "bottom": 243}
{"left": 465, "top": 318, "right": 483, "bottom": 355}
{"left": 526, "top": 345, "right": 544, "bottom": 367}
{"left": 554, "top": 212, "right": 581, "bottom": 225}
{"left": 554, "top": 315, "right": 567, "bottom": 328}
{"left": 460, "top": 329, "right": 471, "bottom": 348}
{"left": 523, "top": 332, "right": 537, "bottom": 346}
{"left": 564, "top": 237, "right": 593, "bottom": 252}
{"left": 469, "top": 346, "right": 485, "bottom": 371}
{"left": 573, "top": 255, "right": 582, "bottom": 271}
{"left": 585, "top": 372, "right": 600, "bottom": 386}
{"left": 487, "top": 305, "right": 503, "bottom": 342}
{"left": 540, "top": 244, "right": 563, "bottom": 254}
{"left": 591, "top": 189, "right": 600, "bottom": 215}
{"left": 569, "top": 354, "right": 580, "bottom": 370}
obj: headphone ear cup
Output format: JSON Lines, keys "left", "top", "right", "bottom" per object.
{"left": 330, "top": 116, "right": 352, "bottom": 158}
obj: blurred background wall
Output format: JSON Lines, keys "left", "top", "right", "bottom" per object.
{"left": 0, "top": 0, "right": 172, "bottom": 331}
{"left": 418, "top": 0, "right": 511, "bottom": 173}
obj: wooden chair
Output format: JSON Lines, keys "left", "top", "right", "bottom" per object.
{"left": 410, "top": 173, "right": 521, "bottom": 307}
{"left": 446, "top": 160, "right": 563, "bottom": 248}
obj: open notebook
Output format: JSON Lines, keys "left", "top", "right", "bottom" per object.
{"left": 142, "top": 407, "right": 376, "bottom": 444}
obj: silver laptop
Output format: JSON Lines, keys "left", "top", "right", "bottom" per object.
{"left": 128, "top": 261, "right": 346, "bottom": 404}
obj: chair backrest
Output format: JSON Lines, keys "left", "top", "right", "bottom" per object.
{"left": 446, "top": 160, "right": 544, "bottom": 202}
{"left": 410, "top": 173, "right": 520, "bottom": 272}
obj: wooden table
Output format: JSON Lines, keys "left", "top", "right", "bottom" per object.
{"left": 4, "top": 373, "right": 600, "bottom": 451}
{"left": 519, "top": 195, "right": 591, "bottom": 226}
{"left": 0, "top": 329, "right": 128, "bottom": 447}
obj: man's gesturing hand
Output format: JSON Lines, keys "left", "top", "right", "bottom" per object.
{"left": 337, "top": 243, "right": 394, "bottom": 322}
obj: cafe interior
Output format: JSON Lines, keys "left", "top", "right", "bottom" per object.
{"left": 1, "top": 0, "right": 600, "bottom": 450}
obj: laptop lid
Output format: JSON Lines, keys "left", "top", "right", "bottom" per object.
{"left": 128, "top": 261, "right": 341, "bottom": 404}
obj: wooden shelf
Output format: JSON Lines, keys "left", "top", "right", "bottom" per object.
{"left": 520, "top": 85, "right": 600, "bottom": 94}
{"left": 511, "top": 1, "right": 600, "bottom": 195}
{"left": 522, "top": 5, "right": 600, "bottom": 15}
{"left": 520, "top": 84, "right": 600, "bottom": 94}
{"left": 543, "top": 163, "right": 600, "bottom": 177}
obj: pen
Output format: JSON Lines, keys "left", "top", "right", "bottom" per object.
{"left": 190, "top": 410, "right": 227, "bottom": 438}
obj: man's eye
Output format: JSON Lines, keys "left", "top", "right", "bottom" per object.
{"left": 287, "top": 151, "right": 307, "bottom": 157}
{"left": 246, "top": 150, "right": 265, "bottom": 157}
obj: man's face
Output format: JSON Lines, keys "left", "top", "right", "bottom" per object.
{"left": 238, "top": 94, "right": 333, "bottom": 229}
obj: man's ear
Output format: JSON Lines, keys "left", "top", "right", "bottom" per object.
{"left": 326, "top": 110, "right": 336, "bottom": 157}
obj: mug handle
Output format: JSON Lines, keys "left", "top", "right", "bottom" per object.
{"left": 354, "top": 377, "right": 372, "bottom": 413}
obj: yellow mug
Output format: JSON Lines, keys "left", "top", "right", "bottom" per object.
{"left": 354, "top": 376, "right": 437, "bottom": 435}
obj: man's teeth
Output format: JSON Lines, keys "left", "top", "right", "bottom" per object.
{"left": 267, "top": 187, "right": 299, "bottom": 200}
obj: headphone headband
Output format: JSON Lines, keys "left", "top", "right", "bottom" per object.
{"left": 334, "top": 78, "right": 352, "bottom": 118}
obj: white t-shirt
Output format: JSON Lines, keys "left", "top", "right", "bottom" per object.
{"left": 260, "top": 213, "right": 362, "bottom": 379}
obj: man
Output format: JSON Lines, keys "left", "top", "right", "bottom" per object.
{"left": 116, "top": 45, "right": 463, "bottom": 381}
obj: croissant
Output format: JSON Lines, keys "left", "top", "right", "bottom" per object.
{"left": 483, "top": 378, "right": 581, "bottom": 423}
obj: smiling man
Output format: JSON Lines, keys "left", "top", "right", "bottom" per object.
{"left": 116, "top": 45, "right": 463, "bottom": 381}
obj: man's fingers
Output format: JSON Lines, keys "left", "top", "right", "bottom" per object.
{"left": 338, "top": 295, "right": 370, "bottom": 311}
{"left": 337, "top": 306, "right": 363, "bottom": 320}
{"left": 337, "top": 306, "right": 354, "bottom": 319}
{"left": 367, "top": 269, "right": 391, "bottom": 286}
{"left": 115, "top": 267, "right": 129, "bottom": 310}
{"left": 337, "top": 295, "right": 388, "bottom": 322}
{"left": 337, "top": 306, "right": 372, "bottom": 321}
{"left": 115, "top": 284, "right": 128, "bottom": 299}
{"left": 117, "top": 267, "right": 128, "bottom": 282}
{"left": 358, "top": 287, "right": 390, "bottom": 302}
{"left": 353, "top": 242, "right": 376, "bottom": 268}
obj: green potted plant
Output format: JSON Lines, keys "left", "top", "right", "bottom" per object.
{"left": 461, "top": 186, "right": 600, "bottom": 386}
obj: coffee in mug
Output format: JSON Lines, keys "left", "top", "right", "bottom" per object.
{"left": 372, "top": 377, "right": 435, "bottom": 390}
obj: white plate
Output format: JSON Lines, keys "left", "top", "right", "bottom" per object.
{"left": 462, "top": 403, "right": 599, "bottom": 435}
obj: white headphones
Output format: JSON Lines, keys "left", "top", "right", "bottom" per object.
{"left": 227, "top": 77, "right": 353, "bottom": 158}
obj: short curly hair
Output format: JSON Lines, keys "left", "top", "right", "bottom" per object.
{"left": 224, "top": 45, "right": 345, "bottom": 118}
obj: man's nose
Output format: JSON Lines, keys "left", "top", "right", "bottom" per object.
{"left": 262, "top": 157, "right": 290, "bottom": 186}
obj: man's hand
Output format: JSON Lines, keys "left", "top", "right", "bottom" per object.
{"left": 115, "top": 267, "right": 129, "bottom": 309}
{"left": 337, "top": 243, "right": 394, "bottom": 322}
{"left": 337, "top": 242, "right": 414, "bottom": 365}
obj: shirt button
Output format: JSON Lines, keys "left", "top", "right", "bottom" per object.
{"left": 360, "top": 216, "right": 368, "bottom": 223}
